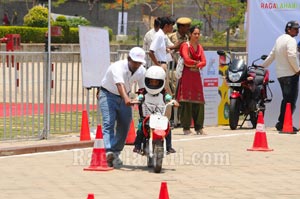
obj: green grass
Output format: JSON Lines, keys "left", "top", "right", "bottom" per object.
{"left": 0, "top": 111, "right": 87, "bottom": 140}
{"left": 0, "top": 109, "right": 141, "bottom": 140}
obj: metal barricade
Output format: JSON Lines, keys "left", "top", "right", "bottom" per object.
{"left": 0, "top": 50, "right": 137, "bottom": 141}
{"left": 0, "top": 50, "right": 247, "bottom": 141}
{"left": 0, "top": 51, "right": 99, "bottom": 140}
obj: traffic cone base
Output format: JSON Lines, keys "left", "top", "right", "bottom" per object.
{"left": 247, "top": 148, "right": 273, "bottom": 152}
{"left": 279, "top": 130, "right": 297, "bottom": 134}
{"left": 83, "top": 148, "right": 113, "bottom": 171}
{"left": 280, "top": 103, "right": 297, "bottom": 134}
{"left": 125, "top": 120, "right": 136, "bottom": 145}
{"left": 84, "top": 125, "right": 114, "bottom": 172}
{"left": 84, "top": 166, "right": 113, "bottom": 171}
{"left": 247, "top": 111, "right": 273, "bottom": 152}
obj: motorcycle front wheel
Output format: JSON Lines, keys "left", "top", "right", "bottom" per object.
{"left": 152, "top": 140, "right": 164, "bottom": 173}
{"left": 229, "top": 98, "right": 241, "bottom": 130}
{"left": 146, "top": 142, "right": 153, "bottom": 168}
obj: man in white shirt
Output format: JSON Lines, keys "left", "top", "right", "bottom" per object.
{"left": 143, "top": 18, "right": 160, "bottom": 52}
{"left": 99, "top": 47, "right": 146, "bottom": 168}
{"left": 143, "top": 18, "right": 161, "bottom": 68}
{"left": 149, "top": 16, "right": 175, "bottom": 95}
{"left": 262, "top": 21, "right": 300, "bottom": 132}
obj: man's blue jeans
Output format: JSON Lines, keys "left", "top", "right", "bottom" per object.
{"left": 99, "top": 89, "right": 132, "bottom": 154}
{"left": 278, "top": 74, "right": 299, "bottom": 125}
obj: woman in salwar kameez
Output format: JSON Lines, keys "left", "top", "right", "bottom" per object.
{"left": 176, "top": 26, "right": 207, "bottom": 135}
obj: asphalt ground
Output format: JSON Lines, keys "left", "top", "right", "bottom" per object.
{"left": 0, "top": 125, "right": 300, "bottom": 199}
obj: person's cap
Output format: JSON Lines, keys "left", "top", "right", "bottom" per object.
{"left": 129, "top": 47, "right": 146, "bottom": 65}
{"left": 286, "top": 21, "right": 300, "bottom": 29}
{"left": 176, "top": 17, "right": 192, "bottom": 25}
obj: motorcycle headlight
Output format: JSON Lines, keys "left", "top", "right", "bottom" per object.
{"left": 228, "top": 71, "right": 242, "bottom": 82}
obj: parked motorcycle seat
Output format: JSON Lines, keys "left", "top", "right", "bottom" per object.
{"left": 250, "top": 68, "right": 266, "bottom": 85}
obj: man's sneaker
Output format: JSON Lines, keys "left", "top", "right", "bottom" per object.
{"left": 293, "top": 127, "right": 299, "bottom": 132}
{"left": 106, "top": 152, "right": 115, "bottom": 167}
{"left": 112, "top": 156, "right": 123, "bottom": 168}
{"left": 275, "top": 122, "right": 283, "bottom": 131}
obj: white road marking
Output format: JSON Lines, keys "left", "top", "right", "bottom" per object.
{"left": 0, "top": 130, "right": 278, "bottom": 158}
{"left": 173, "top": 132, "right": 255, "bottom": 142}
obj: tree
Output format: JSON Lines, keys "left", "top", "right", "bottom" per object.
{"left": 100, "top": 0, "right": 177, "bottom": 29}
{"left": 192, "top": 0, "right": 246, "bottom": 37}
{"left": 141, "top": 1, "right": 163, "bottom": 29}
{"left": 23, "top": 5, "right": 49, "bottom": 27}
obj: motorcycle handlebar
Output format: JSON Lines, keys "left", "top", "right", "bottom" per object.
{"left": 217, "top": 50, "right": 268, "bottom": 68}
{"left": 250, "top": 64, "right": 264, "bottom": 69}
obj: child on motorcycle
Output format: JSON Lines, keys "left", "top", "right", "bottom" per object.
{"left": 133, "top": 65, "right": 178, "bottom": 154}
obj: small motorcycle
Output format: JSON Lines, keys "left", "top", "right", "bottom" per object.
{"left": 217, "top": 50, "right": 274, "bottom": 130}
{"left": 135, "top": 96, "right": 177, "bottom": 173}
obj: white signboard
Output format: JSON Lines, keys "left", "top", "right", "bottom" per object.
{"left": 118, "top": 12, "right": 128, "bottom": 35}
{"left": 203, "top": 51, "right": 219, "bottom": 126}
{"left": 79, "top": 26, "right": 110, "bottom": 88}
{"left": 247, "top": 1, "right": 300, "bottom": 127}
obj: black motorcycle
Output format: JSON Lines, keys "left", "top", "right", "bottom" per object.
{"left": 217, "top": 50, "right": 274, "bottom": 130}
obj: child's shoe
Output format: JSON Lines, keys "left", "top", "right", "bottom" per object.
{"left": 133, "top": 146, "right": 141, "bottom": 153}
{"left": 167, "top": 147, "right": 176, "bottom": 154}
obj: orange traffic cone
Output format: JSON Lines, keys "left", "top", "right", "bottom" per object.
{"left": 80, "top": 110, "right": 91, "bottom": 141}
{"left": 84, "top": 125, "right": 113, "bottom": 171}
{"left": 125, "top": 120, "right": 136, "bottom": 145}
{"left": 280, "top": 103, "right": 297, "bottom": 134}
{"left": 86, "top": 193, "right": 94, "bottom": 199}
{"left": 158, "top": 182, "right": 170, "bottom": 199}
{"left": 247, "top": 111, "right": 273, "bottom": 152}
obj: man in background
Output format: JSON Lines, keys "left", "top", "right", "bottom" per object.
{"left": 143, "top": 18, "right": 161, "bottom": 68}
{"left": 143, "top": 18, "right": 161, "bottom": 52}
{"left": 168, "top": 17, "right": 192, "bottom": 92}
{"left": 168, "top": 17, "right": 192, "bottom": 53}
{"left": 168, "top": 17, "right": 192, "bottom": 127}
{"left": 148, "top": 16, "right": 175, "bottom": 95}
{"left": 262, "top": 20, "right": 300, "bottom": 132}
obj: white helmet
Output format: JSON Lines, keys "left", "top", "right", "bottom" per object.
{"left": 144, "top": 66, "right": 166, "bottom": 95}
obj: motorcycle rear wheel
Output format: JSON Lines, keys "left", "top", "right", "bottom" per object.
{"left": 229, "top": 98, "right": 241, "bottom": 130}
